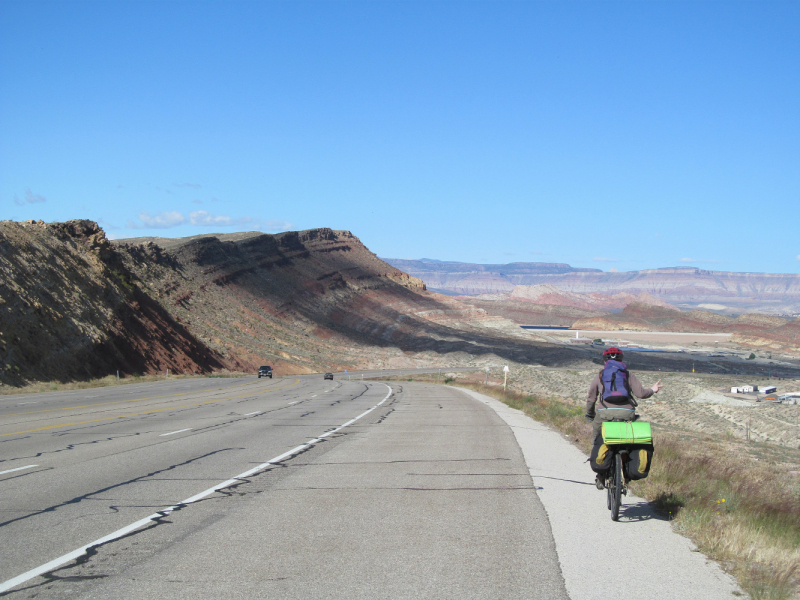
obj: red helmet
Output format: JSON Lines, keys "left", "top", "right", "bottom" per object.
{"left": 603, "top": 347, "right": 623, "bottom": 357}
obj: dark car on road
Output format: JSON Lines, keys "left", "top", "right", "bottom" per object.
{"left": 324, "top": 372, "right": 334, "bottom": 380}
{"left": 258, "top": 365, "right": 273, "bottom": 379}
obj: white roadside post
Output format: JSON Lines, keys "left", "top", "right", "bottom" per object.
{"left": 503, "top": 365, "right": 509, "bottom": 392}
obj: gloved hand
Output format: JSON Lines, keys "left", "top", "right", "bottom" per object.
{"left": 585, "top": 413, "right": 595, "bottom": 422}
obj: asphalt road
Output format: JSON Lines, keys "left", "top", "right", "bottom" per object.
{"left": 0, "top": 375, "right": 568, "bottom": 599}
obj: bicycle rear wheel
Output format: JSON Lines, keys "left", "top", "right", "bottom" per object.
{"left": 611, "top": 453, "right": 623, "bottom": 521}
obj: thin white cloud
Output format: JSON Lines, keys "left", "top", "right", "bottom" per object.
{"left": 608, "top": 267, "right": 619, "bottom": 272}
{"left": 132, "top": 211, "right": 186, "bottom": 229}
{"left": 13, "top": 188, "right": 46, "bottom": 205}
{"left": 128, "top": 210, "right": 293, "bottom": 233}
{"left": 679, "top": 258, "right": 721, "bottom": 264}
{"left": 797, "top": 255, "right": 800, "bottom": 261}
{"left": 593, "top": 257, "right": 617, "bottom": 262}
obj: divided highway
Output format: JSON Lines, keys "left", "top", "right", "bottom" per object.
{"left": 0, "top": 375, "right": 567, "bottom": 599}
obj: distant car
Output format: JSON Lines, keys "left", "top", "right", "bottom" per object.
{"left": 258, "top": 365, "right": 273, "bottom": 379}
{"left": 324, "top": 372, "right": 334, "bottom": 380}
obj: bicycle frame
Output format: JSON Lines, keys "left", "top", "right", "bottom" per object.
{"left": 605, "top": 446, "right": 630, "bottom": 521}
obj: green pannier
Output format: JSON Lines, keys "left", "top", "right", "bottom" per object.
{"left": 602, "top": 421, "right": 652, "bottom": 445}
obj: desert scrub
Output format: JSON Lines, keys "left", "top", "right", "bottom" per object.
{"left": 0, "top": 371, "right": 245, "bottom": 395}
{"left": 450, "top": 381, "right": 800, "bottom": 600}
{"left": 633, "top": 434, "right": 800, "bottom": 600}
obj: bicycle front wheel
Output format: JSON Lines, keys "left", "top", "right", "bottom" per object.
{"left": 611, "top": 452, "right": 623, "bottom": 521}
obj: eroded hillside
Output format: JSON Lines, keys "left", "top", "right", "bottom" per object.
{"left": 0, "top": 220, "right": 230, "bottom": 385}
{"left": 0, "top": 220, "right": 588, "bottom": 385}
{"left": 113, "top": 228, "right": 589, "bottom": 374}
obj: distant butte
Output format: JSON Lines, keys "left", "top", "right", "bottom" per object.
{"left": 382, "top": 259, "right": 800, "bottom": 316}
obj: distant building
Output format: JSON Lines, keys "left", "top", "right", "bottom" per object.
{"left": 731, "top": 386, "right": 754, "bottom": 394}
{"left": 760, "top": 385, "right": 777, "bottom": 394}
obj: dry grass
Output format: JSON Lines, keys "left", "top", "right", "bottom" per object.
{"left": 0, "top": 370, "right": 249, "bottom": 396}
{"left": 445, "top": 380, "right": 800, "bottom": 600}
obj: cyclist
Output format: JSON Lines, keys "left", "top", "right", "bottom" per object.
{"left": 586, "top": 347, "right": 662, "bottom": 489}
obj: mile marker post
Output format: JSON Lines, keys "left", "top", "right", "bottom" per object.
{"left": 503, "top": 365, "right": 509, "bottom": 393}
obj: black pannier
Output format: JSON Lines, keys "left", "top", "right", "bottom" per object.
{"left": 590, "top": 442, "right": 613, "bottom": 474}
{"left": 624, "top": 444, "right": 654, "bottom": 480}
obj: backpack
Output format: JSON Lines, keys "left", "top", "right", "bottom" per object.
{"left": 600, "top": 360, "right": 630, "bottom": 404}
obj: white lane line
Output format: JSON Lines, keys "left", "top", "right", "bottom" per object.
{"left": 159, "top": 428, "right": 193, "bottom": 437}
{"left": 0, "top": 465, "right": 38, "bottom": 476}
{"left": 310, "top": 395, "right": 317, "bottom": 398}
{"left": 244, "top": 411, "right": 262, "bottom": 416}
{"left": 17, "top": 402, "right": 38, "bottom": 405}
{"left": 0, "top": 384, "right": 392, "bottom": 595}
{"left": 287, "top": 401, "right": 300, "bottom": 405}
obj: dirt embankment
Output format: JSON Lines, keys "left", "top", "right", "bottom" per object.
{"left": 456, "top": 296, "right": 603, "bottom": 326}
{"left": 570, "top": 302, "right": 800, "bottom": 353}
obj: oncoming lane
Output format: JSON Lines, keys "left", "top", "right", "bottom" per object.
{"left": 0, "top": 377, "right": 393, "bottom": 594}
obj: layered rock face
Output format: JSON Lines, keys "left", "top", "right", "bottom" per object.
{"left": 2, "top": 220, "right": 587, "bottom": 385}
{"left": 386, "top": 260, "right": 800, "bottom": 315}
{"left": 0, "top": 220, "right": 228, "bottom": 384}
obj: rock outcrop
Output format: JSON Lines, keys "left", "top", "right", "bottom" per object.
{"left": 0, "top": 219, "right": 229, "bottom": 384}
{"left": 1, "top": 220, "right": 587, "bottom": 385}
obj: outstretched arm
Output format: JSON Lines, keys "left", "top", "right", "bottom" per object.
{"left": 629, "top": 373, "right": 663, "bottom": 399}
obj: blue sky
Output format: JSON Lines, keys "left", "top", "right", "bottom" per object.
{"left": 1, "top": 1, "right": 798, "bottom": 273}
